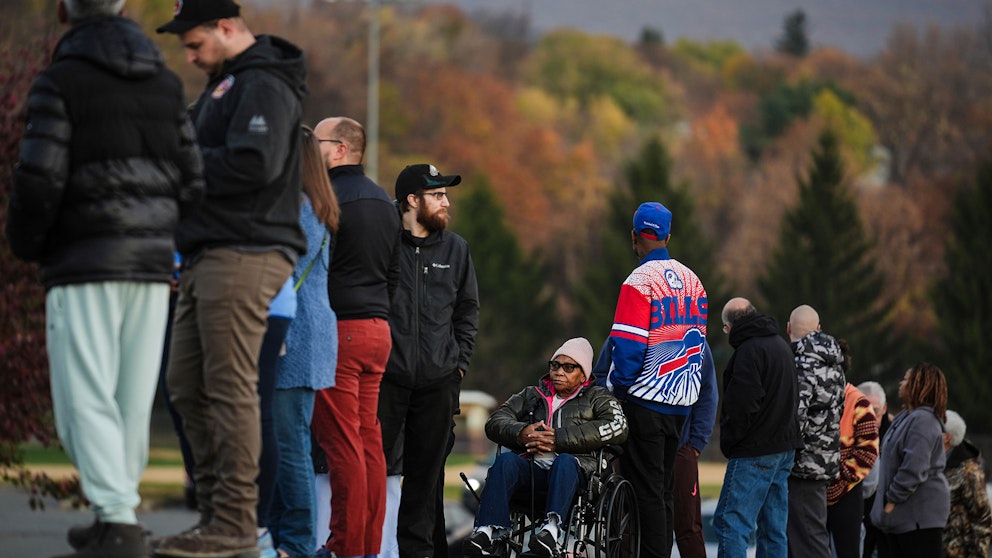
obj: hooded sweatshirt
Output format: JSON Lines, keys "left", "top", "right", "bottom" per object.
{"left": 791, "top": 329, "right": 847, "bottom": 480}
{"left": 177, "top": 35, "right": 307, "bottom": 259}
{"left": 720, "top": 313, "right": 802, "bottom": 458}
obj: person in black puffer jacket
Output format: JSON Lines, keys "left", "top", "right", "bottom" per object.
{"left": 6, "top": 1, "right": 203, "bottom": 557}
{"left": 464, "top": 338, "right": 628, "bottom": 557}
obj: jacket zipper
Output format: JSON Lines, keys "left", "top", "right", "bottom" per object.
{"left": 414, "top": 246, "right": 422, "bottom": 382}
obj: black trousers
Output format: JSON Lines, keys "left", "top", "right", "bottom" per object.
{"left": 619, "top": 402, "right": 685, "bottom": 558}
{"left": 827, "top": 482, "right": 863, "bottom": 558}
{"left": 378, "top": 373, "right": 461, "bottom": 558}
{"left": 878, "top": 527, "right": 942, "bottom": 558}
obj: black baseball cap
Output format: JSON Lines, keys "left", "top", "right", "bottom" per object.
{"left": 156, "top": 0, "right": 241, "bottom": 35}
{"left": 395, "top": 164, "right": 462, "bottom": 202}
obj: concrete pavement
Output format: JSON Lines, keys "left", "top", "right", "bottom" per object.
{"left": 0, "top": 485, "right": 197, "bottom": 557}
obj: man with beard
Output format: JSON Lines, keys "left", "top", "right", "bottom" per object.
{"left": 379, "top": 163, "right": 480, "bottom": 558}
{"left": 310, "top": 116, "right": 400, "bottom": 558}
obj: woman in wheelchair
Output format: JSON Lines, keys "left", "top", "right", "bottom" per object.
{"left": 465, "top": 337, "right": 629, "bottom": 557}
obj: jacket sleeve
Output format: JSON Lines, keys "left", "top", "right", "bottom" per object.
{"left": 687, "top": 341, "right": 718, "bottom": 452}
{"left": 176, "top": 110, "right": 205, "bottom": 218}
{"left": 839, "top": 398, "right": 879, "bottom": 484}
{"left": 7, "top": 73, "right": 71, "bottom": 262}
{"left": 555, "top": 389, "right": 628, "bottom": 454}
{"left": 453, "top": 247, "right": 480, "bottom": 374}
{"left": 485, "top": 388, "right": 535, "bottom": 451}
{"left": 200, "top": 75, "right": 298, "bottom": 197}
{"left": 607, "top": 281, "right": 650, "bottom": 399}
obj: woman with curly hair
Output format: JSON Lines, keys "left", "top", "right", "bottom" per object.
{"left": 870, "top": 362, "right": 950, "bottom": 558}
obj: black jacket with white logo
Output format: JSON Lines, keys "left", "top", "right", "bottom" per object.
{"left": 177, "top": 35, "right": 307, "bottom": 258}
{"left": 386, "top": 227, "right": 479, "bottom": 387}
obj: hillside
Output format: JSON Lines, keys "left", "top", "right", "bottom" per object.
{"left": 438, "top": 0, "right": 987, "bottom": 57}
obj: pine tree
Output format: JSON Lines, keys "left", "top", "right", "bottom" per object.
{"left": 758, "top": 130, "right": 893, "bottom": 382}
{"left": 775, "top": 9, "right": 810, "bottom": 57}
{"left": 573, "top": 136, "right": 732, "bottom": 364}
{"left": 451, "top": 176, "right": 559, "bottom": 401}
{"left": 932, "top": 160, "right": 992, "bottom": 432}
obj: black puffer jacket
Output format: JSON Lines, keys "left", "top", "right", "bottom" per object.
{"left": 720, "top": 313, "right": 802, "bottom": 458}
{"left": 7, "top": 16, "right": 204, "bottom": 288}
{"left": 177, "top": 35, "right": 306, "bottom": 258}
{"left": 385, "top": 227, "right": 479, "bottom": 387}
{"left": 486, "top": 376, "right": 629, "bottom": 478}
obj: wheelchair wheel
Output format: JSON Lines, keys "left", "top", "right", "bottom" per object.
{"left": 592, "top": 474, "right": 639, "bottom": 558}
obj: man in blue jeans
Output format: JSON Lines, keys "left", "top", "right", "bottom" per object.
{"left": 715, "top": 297, "right": 801, "bottom": 557}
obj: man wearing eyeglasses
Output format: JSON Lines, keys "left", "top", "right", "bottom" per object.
{"left": 379, "top": 163, "right": 480, "bottom": 558}
{"left": 309, "top": 116, "right": 400, "bottom": 558}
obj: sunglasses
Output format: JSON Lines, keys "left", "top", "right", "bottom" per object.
{"left": 548, "top": 360, "right": 582, "bottom": 374}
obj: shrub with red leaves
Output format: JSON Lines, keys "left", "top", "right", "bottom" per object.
{"left": 1, "top": 30, "right": 86, "bottom": 509}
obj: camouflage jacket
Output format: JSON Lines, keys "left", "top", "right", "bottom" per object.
{"left": 791, "top": 330, "right": 845, "bottom": 480}
{"left": 942, "top": 441, "right": 992, "bottom": 558}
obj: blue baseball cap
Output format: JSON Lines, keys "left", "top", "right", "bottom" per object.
{"left": 633, "top": 202, "right": 672, "bottom": 240}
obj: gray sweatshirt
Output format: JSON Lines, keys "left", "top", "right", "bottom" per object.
{"left": 869, "top": 406, "right": 950, "bottom": 534}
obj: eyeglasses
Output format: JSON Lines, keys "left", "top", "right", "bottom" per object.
{"left": 722, "top": 323, "right": 732, "bottom": 334}
{"left": 549, "top": 360, "right": 582, "bottom": 374}
{"left": 318, "top": 139, "right": 343, "bottom": 145}
{"left": 421, "top": 191, "right": 448, "bottom": 201}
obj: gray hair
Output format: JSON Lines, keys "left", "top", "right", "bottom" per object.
{"left": 945, "top": 410, "right": 966, "bottom": 448}
{"left": 63, "top": 0, "right": 125, "bottom": 22}
{"left": 857, "top": 381, "right": 886, "bottom": 407}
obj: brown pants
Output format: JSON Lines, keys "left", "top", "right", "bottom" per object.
{"left": 167, "top": 248, "right": 293, "bottom": 537}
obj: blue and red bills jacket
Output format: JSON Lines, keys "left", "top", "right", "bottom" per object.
{"left": 607, "top": 247, "right": 708, "bottom": 415}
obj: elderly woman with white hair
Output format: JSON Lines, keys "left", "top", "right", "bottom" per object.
{"left": 464, "top": 337, "right": 629, "bottom": 557}
{"left": 941, "top": 410, "right": 992, "bottom": 558}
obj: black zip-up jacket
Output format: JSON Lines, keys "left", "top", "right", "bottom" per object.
{"left": 6, "top": 16, "right": 204, "bottom": 288}
{"left": 177, "top": 35, "right": 306, "bottom": 259}
{"left": 720, "top": 313, "right": 802, "bottom": 458}
{"left": 326, "top": 165, "right": 399, "bottom": 320}
{"left": 485, "top": 375, "right": 628, "bottom": 478}
{"left": 385, "top": 227, "right": 479, "bottom": 387}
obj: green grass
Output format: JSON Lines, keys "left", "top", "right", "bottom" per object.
{"left": 19, "top": 443, "right": 187, "bottom": 468}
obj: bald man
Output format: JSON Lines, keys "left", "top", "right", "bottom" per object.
{"left": 714, "top": 297, "right": 801, "bottom": 557}
{"left": 310, "top": 116, "right": 400, "bottom": 558}
{"left": 785, "top": 305, "right": 846, "bottom": 558}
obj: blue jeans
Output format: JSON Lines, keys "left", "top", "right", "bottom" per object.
{"left": 269, "top": 387, "right": 317, "bottom": 557}
{"left": 714, "top": 450, "right": 794, "bottom": 558}
{"left": 475, "top": 452, "right": 582, "bottom": 529}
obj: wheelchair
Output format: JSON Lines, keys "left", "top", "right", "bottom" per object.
{"left": 463, "top": 446, "right": 640, "bottom": 558}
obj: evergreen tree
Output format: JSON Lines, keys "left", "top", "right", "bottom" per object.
{"left": 932, "top": 160, "right": 992, "bottom": 433}
{"left": 775, "top": 9, "right": 810, "bottom": 57}
{"left": 573, "top": 136, "right": 732, "bottom": 365}
{"left": 758, "top": 130, "right": 894, "bottom": 382}
{"left": 451, "top": 176, "right": 559, "bottom": 401}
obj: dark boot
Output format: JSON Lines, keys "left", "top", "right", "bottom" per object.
{"left": 53, "top": 522, "right": 148, "bottom": 558}
{"left": 67, "top": 518, "right": 101, "bottom": 550}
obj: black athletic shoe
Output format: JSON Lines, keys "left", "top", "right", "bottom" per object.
{"left": 527, "top": 528, "right": 561, "bottom": 557}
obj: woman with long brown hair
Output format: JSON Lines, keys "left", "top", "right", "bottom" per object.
{"left": 870, "top": 362, "right": 950, "bottom": 558}
{"left": 266, "top": 126, "right": 341, "bottom": 558}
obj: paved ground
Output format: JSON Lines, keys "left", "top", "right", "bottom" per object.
{"left": 0, "top": 485, "right": 197, "bottom": 557}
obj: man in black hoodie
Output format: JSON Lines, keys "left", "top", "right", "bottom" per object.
{"left": 7, "top": 1, "right": 204, "bottom": 557}
{"left": 155, "top": 1, "right": 306, "bottom": 556}
{"left": 713, "top": 297, "right": 801, "bottom": 558}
